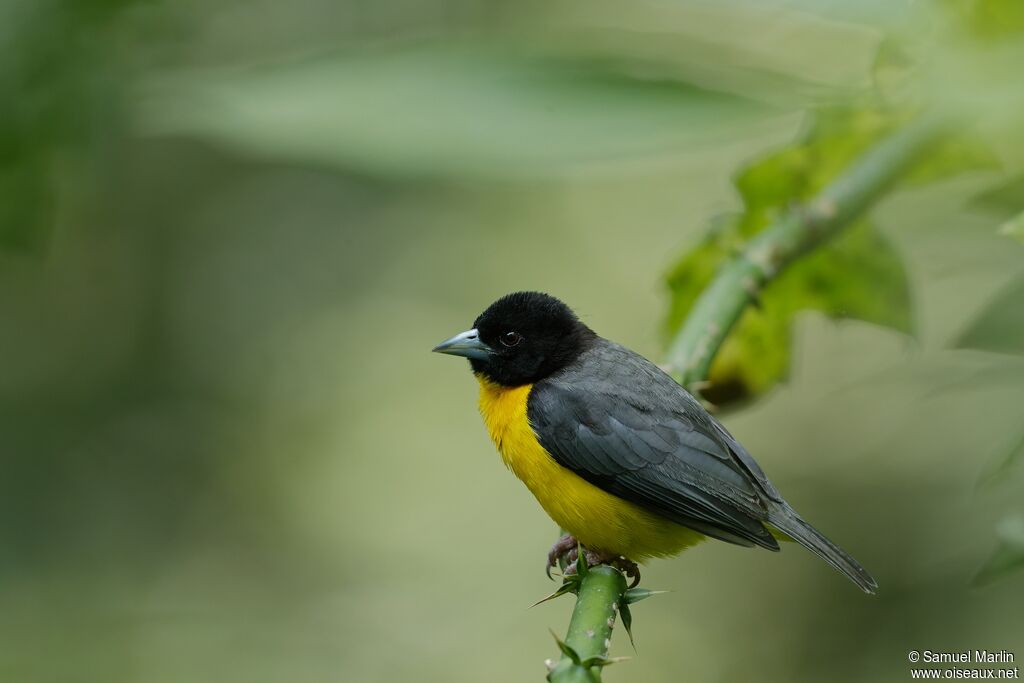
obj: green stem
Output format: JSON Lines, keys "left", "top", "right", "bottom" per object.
{"left": 665, "top": 112, "right": 957, "bottom": 392}
{"left": 544, "top": 111, "right": 959, "bottom": 681}
{"left": 547, "top": 567, "right": 627, "bottom": 683}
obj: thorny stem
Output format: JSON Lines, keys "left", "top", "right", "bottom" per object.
{"left": 544, "top": 112, "right": 959, "bottom": 680}
{"left": 546, "top": 567, "right": 626, "bottom": 683}
{"left": 665, "top": 112, "right": 957, "bottom": 393}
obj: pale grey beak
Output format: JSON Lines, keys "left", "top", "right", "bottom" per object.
{"left": 432, "top": 328, "right": 493, "bottom": 361}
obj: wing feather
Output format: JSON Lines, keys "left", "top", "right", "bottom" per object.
{"left": 528, "top": 340, "right": 781, "bottom": 550}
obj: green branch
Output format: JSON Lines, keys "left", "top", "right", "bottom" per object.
{"left": 666, "top": 112, "right": 956, "bottom": 391}
{"left": 544, "top": 111, "right": 957, "bottom": 681}
{"left": 546, "top": 565, "right": 628, "bottom": 683}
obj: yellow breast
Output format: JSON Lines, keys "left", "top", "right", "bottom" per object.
{"left": 476, "top": 376, "right": 703, "bottom": 560}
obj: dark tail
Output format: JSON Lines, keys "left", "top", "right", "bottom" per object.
{"left": 767, "top": 506, "right": 878, "bottom": 594}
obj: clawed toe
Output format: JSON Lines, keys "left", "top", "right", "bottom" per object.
{"left": 612, "top": 557, "right": 642, "bottom": 588}
{"left": 544, "top": 535, "right": 641, "bottom": 586}
{"left": 546, "top": 534, "right": 579, "bottom": 580}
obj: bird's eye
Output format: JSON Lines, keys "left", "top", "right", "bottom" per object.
{"left": 499, "top": 331, "right": 523, "bottom": 347}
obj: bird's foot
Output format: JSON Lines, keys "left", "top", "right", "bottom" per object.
{"left": 545, "top": 534, "right": 579, "bottom": 580}
{"left": 547, "top": 535, "right": 642, "bottom": 588}
{"left": 610, "top": 556, "right": 641, "bottom": 589}
{"left": 566, "top": 550, "right": 641, "bottom": 589}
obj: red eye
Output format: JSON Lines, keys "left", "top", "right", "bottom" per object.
{"left": 500, "top": 331, "right": 523, "bottom": 347}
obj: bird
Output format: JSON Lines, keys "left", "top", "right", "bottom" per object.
{"left": 432, "top": 291, "right": 877, "bottom": 593}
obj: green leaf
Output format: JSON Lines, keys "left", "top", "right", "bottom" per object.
{"left": 621, "top": 588, "right": 667, "bottom": 605}
{"left": 575, "top": 543, "right": 589, "bottom": 578}
{"left": 954, "top": 275, "right": 1024, "bottom": 356}
{"left": 665, "top": 106, "right": 919, "bottom": 405}
{"left": 139, "top": 44, "right": 773, "bottom": 179}
{"left": 619, "top": 603, "right": 635, "bottom": 651}
{"left": 549, "top": 630, "right": 581, "bottom": 665}
{"left": 973, "top": 515, "right": 1024, "bottom": 587}
{"left": 733, "top": 107, "right": 899, "bottom": 225}
{"left": 530, "top": 581, "right": 579, "bottom": 608}
{"left": 666, "top": 218, "right": 912, "bottom": 405}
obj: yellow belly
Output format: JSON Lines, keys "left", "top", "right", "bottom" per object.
{"left": 477, "top": 377, "right": 704, "bottom": 560}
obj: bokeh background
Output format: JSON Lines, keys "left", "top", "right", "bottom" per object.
{"left": 2, "top": 1, "right": 1023, "bottom": 681}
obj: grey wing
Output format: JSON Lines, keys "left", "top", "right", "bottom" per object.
{"left": 527, "top": 342, "right": 781, "bottom": 550}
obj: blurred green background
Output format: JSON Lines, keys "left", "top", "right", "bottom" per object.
{"left": 2, "top": 1, "right": 1023, "bottom": 681}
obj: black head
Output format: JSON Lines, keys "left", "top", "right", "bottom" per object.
{"left": 432, "top": 291, "right": 596, "bottom": 386}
